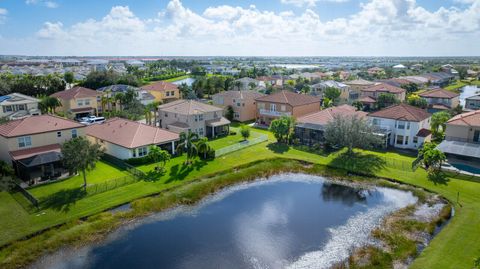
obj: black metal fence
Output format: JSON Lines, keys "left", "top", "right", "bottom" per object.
{"left": 11, "top": 183, "right": 39, "bottom": 211}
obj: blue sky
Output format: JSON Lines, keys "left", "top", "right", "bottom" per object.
{"left": 0, "top": 0, "right": 479, "bottom": 56}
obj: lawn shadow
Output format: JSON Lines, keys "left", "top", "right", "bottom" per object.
{"left": 144, "top": 168, "right": 166, "bottom": 182}
{"left": 427, "top": 171, "right": 450, "bottom": 185}
{"left": 166, "top": 160, "right": 207, "bottom": 183}
{"left": 39, "top": 188, "right": 86, "bottom": 212}
{"left": 329, "top": 151, "right": 387, "bottom": 175}
{"left": 267, "top": 142, "right": 289, "bottom": 154}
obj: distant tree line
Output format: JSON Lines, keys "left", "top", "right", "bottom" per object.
{"left": 0, "top": 74, "right": 66, "bottom": 97}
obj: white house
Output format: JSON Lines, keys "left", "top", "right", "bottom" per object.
{"left": 0, "top": 93, "right": 41, "bottom": 120}
{"left": 85, "top": 118, "right": 179, "bottom": 160}
{"left": 368, "top": 104, "right": 432, "bottom": 150}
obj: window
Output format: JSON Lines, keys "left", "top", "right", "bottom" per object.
{"left": 138, "top": 147, "right": 148, "bottom": 157}
{"left": 71, "top": 129, "right": 78, "bottom": 138}
{"left": 165, "top": 113, "right": 168, "bottom": 117}
{"left": 199, "top": 128, "right": 204, "bottom": 136}
{"left": 405, "top": 136, "right": 409, "bottom": 145}
{"left": 406, "top": 122, "right": 410, "bottom": 130}
{"left": 174, "top": 113, "right": 177, "bottom": 118}
{"left": 166, "top": 91, "right": 170, "bottom": 97}
{"left": 258, "top": 103, "right": 265, "bottom": 109}
{"left": 57, "top": 131, "right": 62, "bottom": 138}
{"left": 17, "top": 104, "right": 26, "bottom": 111}
{"left": 270, "top": 104, "right": 277, "bottom": 111}
{"left": 171, "top": 91, "right": 175, "bottom": 96}
{"left": 18, "top": 136, "right": 32, "bottom": 148}
{"left": 281, "top": 105, "right": 286, "bottom": 111}
{"left": 198, "top": 114, "right": 203, "bottom": 121}
{"left": 413, "top": 136, "right": 418, "bottom": 144}
{"left": 372, "top": 118, "right": 380, "bottom": 125}
{"left": 474, "top": 130, "right": 480, "bottom": 143}
{"left": 234, "top": 112, "right": 240, "bottom": 118}
{"left": 3, "top": 106, "right": 12, "bottom": 112}
{"left": 132, "top": 149, "right": 136, "bottom": 158}
{"left": 77, "top": 100, "right": 84, "bottom": 106}
{"left": 397, "top": 121, "right": 405, "bottom": 130}
{"left": 237, "top": 102, "right": 241, "bottom": 107}
{"left": 396, "top": 135, "right": 404, "bottom": 145}
{"left": 85, "top": 99, "right": 90, "bottom": 106}
{"left": 242, "top": 103, "right": 245, "bottom": 107}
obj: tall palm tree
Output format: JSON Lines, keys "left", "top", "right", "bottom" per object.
{"left": 114, "top": 92, "right": 125, "bottom": 111}
{"left": 151, "top": 101, "right": 161, "bottom": 127}
{"left": 100, "top": 95, "right": 109, "bottom": 114}
{"left": 176, "top": 132, "right": 199, "bottom": 165}
{"left": 47, "top": 97, "right": 62, "bottom": 114}
{"left": 196, "top": 137, "right": 212, "bottom": 160}
{"left": 144, "top": 105, "right": 152, "bottom": 125}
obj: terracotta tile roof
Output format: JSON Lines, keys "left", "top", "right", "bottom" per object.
{"left": 416, "top": 128, "right": 432, "bottom": 138}
{"left": 213, "top": 90, "right": 265, "bottom": 100}
{"left": 431, "top": 104, "right": 451, "bottom": 110}
{"left": 86, "top": 118, "right": 179, "bottom": 149}
{"left": 51, "top": 86, "right": 98, "bottom": 100}
{"left": 158, "top": 100, "right": 222, "bottom": 115}
{"left": 141, "top": 81, "right": 178, "bottom": 92}
{"left": 368, "top": 104, "right": 431, "bottom": 122}
{"left": 297, "top": 105, "right": 367, "bottom": 126}
{"left": 255, "top": 90, "right": 321, "bottom": 107}
{"left": 0, "top": 115, "right": 84, "bottom": 138}
{"left": 362, "top": 83, "right": 406, "bottom": 94}
{"left": 419, "top": 88, "right": 459, "bottom": 99}
{"left": 344, "top": 79, "right": 375, "bottom": 86}
{"left": 10, "top": 144, "right": 61, "bottom": 161}
{"left": 447, "top": 110, "right": 480, "bottom": 127}
{"left": 358, "top": 96, "right": 377, "bottom": 104}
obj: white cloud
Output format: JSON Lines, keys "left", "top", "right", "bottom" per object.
{"left": 1, "top": 0, "right": 480, "bottom": 56}
{"left": 0, "top": 8, "right": 7, "bottom": 24}
{"left": 26, "top": 0, "right": 59, "bottom": 8}
{"left": 280, "top": 0, "right": 348, "bottom": 7}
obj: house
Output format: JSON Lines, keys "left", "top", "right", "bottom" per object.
{"left": 393, "top": 64, "right": 406, "bottom": 70}
{"left": 295, "top": 105, "right": 367, "bottom": 146}
{"left": 0, "top": 115, "right": 85, "bottom": 183}
{"left": 158, "top": 99, "right": 230, "bottom": 138}
{"left": 0, "top": 93, "right": 41, "bottom": 120}
{"left": 419, "top": 88, "right": 460, "bottom": 112}
{"left": 233, "top": 77, "right": 259, "bottom": 90}
{"left": 212, "top": 90, "right": 265, "bottom": 122}
{"left": 420, "top": 72, "right": 455, "bottom": 87}
{"left": 255, "top": 90, "right": 321, "bottom": 126}
{"left": 359, "top": 83, "right": 407, "bottom": 109}
{"left": 437, "top": 110, "right": 480, "bottom": 161}
{"left": 51, "top": 86, "right": 101, "bottom": 119}
{"left": 343, "top": 79, "right": 375, "bottom": 94}
{"left": 367, "top": 67, "right": 385, "bottom": 76}
{"left": 256, "top": 76, "right": 284, "bottom": 87}
{"left": 85, "top": 118, "right": 179, "bottom": 160}
{"left": 310, "top": 80, "right": 352, "bottom": 102}
{"left": 97, "top": 84, "right": 156, "bottom": 106}
{"left": 141, "top": 81, "right": 180, "bottom": 103}
{"left": 368, "top": 104, "right": 432, "bottom": 150}
{"left": 400, "top": 76, "right": 429, "bottom": 88}
{"left": 465, "top": 95, "right": 480, "bottom": 110}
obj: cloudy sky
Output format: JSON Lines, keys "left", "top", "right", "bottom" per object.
{"left": 0, "top": 0, "right": 479, "bottom": 56}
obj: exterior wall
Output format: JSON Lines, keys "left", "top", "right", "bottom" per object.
{"left": 56, "top": 96, "right": 100, "bottom": 116}
{"left": 148, "top": 89, "right": 180, "bottom": 103}
{"left": 369, "top": 117, "right": 430, "bottom": 150}
{"left": 212, "top": 94, "right": 258, "bottom": 122}
{"left": 445, "top": 124, "right": 480, "bottom": 143}
{"left": 465, "top": 98, "right": 480, "bottom": 110}
{"left": 292, "top": 103, "right": 321, "bottom": 118}
{"left": 0, "top": 101, "right": 40, "bottom": 119}
{"left": 361, "top": 91, "right": 405, "bottom": 102}
{"left": 256, "top": 101, "right": 320, "bottom": 126}
{"left": 423, "top": 96, "right": 459, "bottom": 108}
{"left": 0, "top": 127, "right": 85, "bottom": 162}
{"left": 159, "top": 108, "right": 223, "bottom": 137}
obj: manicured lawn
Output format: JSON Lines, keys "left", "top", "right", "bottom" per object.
{"left": 163, "top": 75, "right": 191, "bottom": 82}
{"left": 1, "top": 130, "right": 480, "bottom": 268}
{"left": 444, "top": 79, "right": 480, "bottom": 91}
{"left": 208, "top": 127, "right": 263, "bottom": 150}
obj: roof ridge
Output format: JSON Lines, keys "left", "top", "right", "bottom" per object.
{"left": 130, "top": 120, "right": 143, "bottom": 148}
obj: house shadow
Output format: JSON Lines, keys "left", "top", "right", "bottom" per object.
{"left": 267, "top": 143, "right": 289, "bottom": 154}
{"left": 39, "top": 188, "right": 86, "bottom": 212}
{"left": 166, "top": 160, "right": 207, "bottom": 183}
{"left": 329, "top": 151, "right": 386, "bottom": 175}
{"left": 427, "top": 171, "right": 450, "bottom": 185}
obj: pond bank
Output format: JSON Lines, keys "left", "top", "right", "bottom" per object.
{"left": 0, "top": 159, "right": 450, "bottom": 269}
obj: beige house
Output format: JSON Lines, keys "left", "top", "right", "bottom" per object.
{"left": 419, "top": 88, "right": 460, "bottom": 111}
{"left": 361, "top": 83, "right": 406, "bottom": 102}
{"left": 141, "top": 81, "right": 180, "bottom": 103}
{"left": 438, "top": 110, "right": 480, "bottom": 161}
{"left": 158, "top": 100, "right": 230, "bottom": 138}
{"left": 51, "top": 86, "right": 101, "bottom": 119}
{"left": 212, "top": 90, "right": 265, "bottom": 122}
{"left": 0, "top": 93, "right": 41, "bottom": 120}
{"left": 86, "top": 118, "right": 179, "bottom": 160}
{"left": 255, "top": 90, "right": 321, "bottom": 126}
{"left": 0, "top": 115, "right": 85, "bottom": 183}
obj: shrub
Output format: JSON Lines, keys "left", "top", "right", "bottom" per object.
{"left": 125, "top": 156, "right": 152, "bottom": 165}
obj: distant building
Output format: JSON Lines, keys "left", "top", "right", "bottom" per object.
{"left": 465, "top": 95, "right": 480, "bottom": 110}
{"left": 141, "top": 81, "right": 180, "bottom": 103}
{"left": 0, "top": 93, "right": 41, "bottom": 120}
{"left": 234, "top": 77, "right": 259, "bottom": 90}
{"left": 97, "top": 84, "right": 156, "bottom": 106}
{"left": 310, "top": 80, "right": 353, "bottom": 102}
{"left": 419, "top": 88, "right": 460, "bottom": 112}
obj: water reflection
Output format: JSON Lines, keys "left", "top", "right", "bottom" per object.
{"left": 321, "top": 182, "right": 369, "bottom": 206}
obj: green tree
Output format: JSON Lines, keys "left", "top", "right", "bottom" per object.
{"left": 61, "top": 137, "right": 104, "bottom": 191}
{"left": 196, "top": 137, "right": 213, "bottom": 160}
{"left": 377, "top": 93, "right": 399, "bottom": 109}
{"left": 0, "top": 160, "right": 15, "bottom": 191}
{"left": 418, "top": 142, "right": 446, "bottom": 172}
{"left": 401, "top": 83, "right": 418, "bottom": 94}
{"left": 407, "top": 94, "right": 428, "bottom": 109}
{"left": 148, "top": 146, "right": 171, "bottom": 171}
{"left": 64, "top": 72, "right": 74, "bottom": 84}
{"left": 324, "top": 115, "right": 382, "bottom": 154}
{"left": 39, "top": 96, "right": 62, "bottom": 114}
{"left": 324, "top": 87, "right": 341, "bottom": 104}
{"left": 322, "top": 97, "right": 334, "bottom": 109}
{"left": 269, "top": 116, "right": 295, "bottom": 144}
{"left": 352, "top": 101, "right": 364, "bottom": 111}
{"left": 431, "top": 111, "right": 451, "bottom": 134}
{"left": 240, "top": 126, "right": 251, "bottom": 141}
{"left": 225, "top": 105, "right": 235, "bottom": 121}
{"left": 176, "top": 132, "right": 199, "bottom": 165}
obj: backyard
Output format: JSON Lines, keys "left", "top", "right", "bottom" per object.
{"left": 0, "top": 128, "right": 479, "bottom": 268}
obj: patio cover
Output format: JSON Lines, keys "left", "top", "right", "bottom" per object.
{"left": 10, "top": 144, "right": 61, "bottom": 161}
{"left": 17, "top": 151, "right": 62, "bottom": 168}
{"left": 437, "top": 140, "right": 480, "bottom": 159}
{"left": 206, "top": 117, "right": 231, "bottom": 127}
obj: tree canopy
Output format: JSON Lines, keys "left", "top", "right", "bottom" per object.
{"left": 377, "top": 93, "right": 400, "bottom": 109}
{"left": 269, "top": 116, "right": 295, "bottom": 144}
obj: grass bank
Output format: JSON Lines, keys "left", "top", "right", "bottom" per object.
{"left": 445, "top": 79, "right": 480, "bottom": 91}
{"left": 162, "top": 75, "right": 191, "bottom": 82}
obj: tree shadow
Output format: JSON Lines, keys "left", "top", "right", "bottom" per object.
{"left": 166, "top": 160, "right": 207, "bottom": 183}
{"left": 427, "top": 171, "right": 450, "bottom": 185}
{"left": 267, "top": 143, "right": 289, "bottom": 154}
{"left": 39, "top": 188, "right": 86, "bottom": 212}
{"left": 329, "top": 151, "right": 386, "bottom": 175}
{"left": 144, "top": 168, "right": 166, "bottom": 182}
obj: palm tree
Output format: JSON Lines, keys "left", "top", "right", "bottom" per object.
{"left": 47, "top": 97, "right": 62, "bottom": 114}
{"left": 144, "top": 105, "right": 152, "bottom": 125}
{"left": 114, "top": 92, "right": 125, "bottom": 111}
{"left": 151, "top": 101, "right": 161, "bottom": 127}
{"left": 176, "top": 132, "right": 199, "bottom": 165}
{"left": 196, "top": 137, "right": 212, "bottom": 159}
{"left": 100, "top": 95, "right": 109, "bottom": 114}
{"left": 147, "top": 146, "right": 171, "bottom": 171}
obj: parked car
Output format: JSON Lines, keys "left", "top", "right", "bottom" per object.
{"left": 80, "top": 116, "right": 105, "bottom": 125}
{"left": 79, "top": 115, "right": 96, "bottom": 122}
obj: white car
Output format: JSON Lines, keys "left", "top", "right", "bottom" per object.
{"left": 80, "top": 116, "right": 106, "bottom": 125}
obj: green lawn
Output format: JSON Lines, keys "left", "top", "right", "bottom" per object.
{"left": 0, "top": 130, "right": 480, "bottom": 268}
{"left": 444, "top": 79, "right": 480, "bottom": 91}
{"left": 163, "top": 75, "right": 191, "bottom": 82}
{"left": 208, "top": 127, "right": 263, "bottom": 150}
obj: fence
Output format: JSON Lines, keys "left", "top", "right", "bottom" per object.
{"left": 101, "top": 154, "right": 146, "bottom": 178}
{"left": 85, "top": 174, "right": 139, "bottom": 197}
{"left": 11, "top": 183, "right": 39, "bottom": 211}
{"left": 215, "top": 134, "right": 268, "bottom": 157}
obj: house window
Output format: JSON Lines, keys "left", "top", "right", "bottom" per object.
{"left": 18, "top": 136, "right": 32, "bottom": 148}
{"left": 166, "top": 91, "right": 170, "bottom": 97}
{"left": 406, "top": 122, "right": 410, "bottom": 130}
{"left": 77, "top": 100, "right": 84, "bottom": 106}
{"left": 17, "top": 104, "right": 26, "bottom": 111}
{"left": 57, "top": 131, "right": 62, "bottom": 138}
{"left": 132, "top": 149, "right": 136, "bottom": 158}
{"left": 138, "top": 147, "right": 148, "bottom": 157}
{"left": 3, "top": 106, "right": 12, "bottom": 112}
{"left": 474, "top": 130, "right": 480, "bottom": 142}
{"left": 242, "top": 103, "right": 245, "bottom": 107}
{"left": 372, "top": 118, "right": 380, "bottom": 125}
{"left": 281, "top": 105, "right": 286, "bottom": 111}
{"left": 165, "top": 113, "right": 168, "bottom": 117}
{"left": 413, "top": 136, "right": 418, "bottom": 144}
{"left": 199, "top": 114, "right": 203, "bottom": 121}
{"left": 405, "top": 136, "right": 409, "bottom": 145}
{"left": 199, "top": 128, "right": 204, "bottom": 136}
{"left": 270, "top": 104, "right": 277, "bottom": 111}
{"left": 171, "top": 91, "right": 175, "bottom": 96}
{"left": 396, "top": 135, "right": 404, "bottom": 145}
{"left": 237, "top": 102, "right": 241, "bottom": 107}
{"left": 234, "top": 112, "right": 240, "bottom": 118}
{"left": 258, "top": 103, "right": 265, "bottom": 109}
{"left": 397, "top": 121, "right": 405, "bottom": 130}
{"left": 85, "top": 99, "right": 90, "bottom": 106}
{"left": 72, "top": 129, "right": 78, "bottom": 138}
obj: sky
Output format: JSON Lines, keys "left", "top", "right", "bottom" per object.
{"left": 0, "top": 0, "right": 479, "bottom": 56}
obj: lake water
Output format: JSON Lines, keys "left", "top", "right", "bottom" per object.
{"left": 268, "top": 64, "right": 321, "bottom": 69}
{"left": 33, "top": 174, "right": 417, "bottom": 269}
{"left": 172, "top": 77, "right": 196, "bottom": 86}
{"left": 459, "top": 85, "right": 480, "bottom": 107}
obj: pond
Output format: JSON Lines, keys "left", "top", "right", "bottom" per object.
{"left": 172, "top": 77, "right": 196, "bottom": 86}
{"left": 459, "top": 85, "right": 480, "bottom": 107}
{"left": 33, "top": 174, "right": 417, "bottom": 269}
